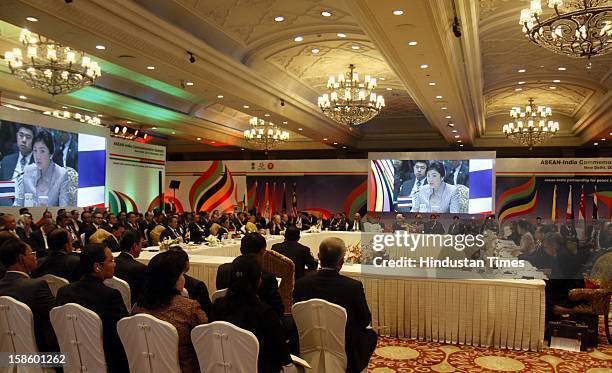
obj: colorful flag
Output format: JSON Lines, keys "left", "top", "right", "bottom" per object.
{"left": 264, "top": 182, "right": 270, "bottom": 221}
{"left": 497, "top": 176, "right": 537, "bottom": 223}
{"left": 595, "top": 190, "right": 612, "bottom": 218}
{"left": 566, "top": 184, "right": 574, "bottom": 220}
{"left": 291, "top": 183, "right": 298, "bottom": 218}
{"left": 282, "top": 182, "right": 287, "bottom": 212}
{"left": 270, "top": 182, "right": 276, "bottom": 216}
{"left": 592, "top": 185, "right": 598, "bottom": 220}
{"left": 579, "top": 185, "right": 586, "bottom": 221}
{"left": 551, "top": 184, "right": 557, "bottom": 222}
{"left": 247, "top": 180, "right": 258, "bottom": 212}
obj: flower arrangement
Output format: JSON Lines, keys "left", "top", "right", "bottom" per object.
{"left": 160, "top": 236, "right": 182, "bottom": 251}
{"left": 345, "top": 242, "right": 362, "bottom": 264}
{"left": 306, "top": 226, "right": 321, "bottom": 233}
{"left": 205, "top": 234, "right": 221, "bottom": 246}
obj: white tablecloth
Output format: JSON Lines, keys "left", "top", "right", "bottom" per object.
{"left": 138, "top": 232, "right": 546, "bottom": 351}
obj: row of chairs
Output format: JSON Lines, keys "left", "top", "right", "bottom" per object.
{"left": 0, "top": 285, "right": 351, "bottom": 373}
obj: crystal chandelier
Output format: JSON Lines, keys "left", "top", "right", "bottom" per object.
{"left": 3, "top": 28, "right": 101, "bottom": 95}
{"left": 317, "top": 64, "right": 385, "bottom": 126}
{"left": 42, "top": 109, "right": 102, "bottom": 126}
{"left": 243, "top": 117, "right": 289, "bottom": 150}
{"left": 503, "top": 98, "right": 560, "bottom": 148}
{"left": 519, "top": 0, "right": 612, "bottom": 59}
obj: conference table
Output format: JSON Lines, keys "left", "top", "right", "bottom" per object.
{"left": 137, "top": 231, "right": 546, "bottom": 351}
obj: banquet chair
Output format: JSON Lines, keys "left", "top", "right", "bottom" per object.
{"left": 0, "top": 296, "right": 45, "bottom": 373}
{"left": 39, "top": 274, "right": 69, "bottom": 297}
{"left": 263, "top": 249, "right": 295, "bottom": 315}
{"left": 211, "top": 288, "right": 227, "bottom": 303}
{"left": 117, "top": 313, "right": 181, "bottom": 373}
{"left": 292, "top": 299, "right": 348, "bottom": 373}
{"left": 103, "top": 276, "right": 131, "bottom": 312}
{"left": 65, "top": 167, "right": 78, "bottom": 207}
{"left": 88, "top": 228, "right": 111, "bottom": 244}
{"left": 149, "top": 225, "right": 166, "bottom": 246}
{"left": 50, "top": 303, "right": 107, "bottom": 373}
{"left": 191, "top": 321, "right": 259, "bottom": 373}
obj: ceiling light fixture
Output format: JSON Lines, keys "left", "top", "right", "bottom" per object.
{"left": 408, "top": 41, "right": 418, "bottom": 46}
{"left": 323, "top": 138, "right": 328, "bottom": 141}
{"left": 393, "top": 10, "right": 404, "bottom": 15}
{"left": 503, "top": 97, "right": 559, "bottom": 149}
{"left": 298, "top": 128, "right": 303, "bottom": 131}
{"left": 429, "top": 82, "right": 436, "bottom": 86}
{"left": 26, "top": 16, "right": 38, "bottom": 22}
{"left": 441, "top": 107, "right": 448, "bottom": 110}
{"left": 321, "top": 11, "right": 332, "bottom": 17}
{"left": 311, "top": 48, "right": 320, "bottom": 54}
{"left": 351, "top": 45, "right": 360, "bottom": 50}
{"left": 454, "top": 135, "right": 460, "bottom": 138}
{"left": 264, "top": 114, "right": 270, "bottom": 117}
{"left": 518, "top": 81, "right": 526, "bottom": 84}
{"left": 594, "top": 142, "right": 599, "bottom": 146}
{"left": 386, "top": 87, "right": 393, "bottom": 91}
{"left": 558, "top": 66, "right": 567, "bottom": 70}
{"left": 243, "top": 105, "right": 249, "bottom": 109}
{"left": 549, "top": 86, "right": 556, "bottom": 89}
{"left": 518, "top": 69, "right": 526, "bottom": 72}
{"left": 274, "top": 16, "right": 284, "bottom": 22}
{"left": 282, "top": 121, "right": 288, "bottom": 124}
{"left": 197, "top": 137, "right": 202, "bottom": 141}
{"left": 4, "top": 29, "right": 102, "bottom": 95}
{"left": 445, "top": 115, "right": 452, "bottom": 119}
{"left": 317, "top": 64, "right": 384, "bottom": 126}
{"left": 217, "top": 94, "right": 224, "bottom": 98}
{"left": 337, "top": 33, "right": 346, "bottom": 38}
{"left": 18, "top": 95, "right": 27, "bottom": 100}
{"left": 436, "top": 95, "right": 443, "bottom": 99}
{"left": 244, "top": 116, "right": 289, "bottom": 150}
{"left": 147, "top": 66, "right": 155, "bottom": 70}
{"left": 447, "top": 123, "right": 455, "bottom": 127}
{"left": 420, "top": 64, "right": 429, "bottom": 68}
{"left": 553, "top": 79, "right": 561, "bottom": 83}
{"left": 515, "top": 88, "right": 523, "bottom": 91}
{"left": 519, "top": 0, "right": 612, "bottom": 59}
{"left": 185, "top": 81, "right": 194, "bottom": 86}
{"left": 294, "top": 36, "right": 303, "bottom": 42}
{"left": 95, "top": 45, "right": 105, "bottom": 50}
{"left": 43, "top": 109, "right": 102, "bottom": 126}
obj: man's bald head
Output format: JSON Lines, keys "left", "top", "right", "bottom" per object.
{"left": 318, "top": 237, "right": 346, "bottom": 269}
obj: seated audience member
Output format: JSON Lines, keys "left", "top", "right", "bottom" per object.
{"left": 188, "top": 214, "right": 207, "bottom": 243}
{"left": 16, "top": 213, "right": 34, "bottom": 240}
{"left": 0, "top": 231, "right": 20, "bottom": 277}
{"left": 1, "top": 214, "right": 19, "bottom": 238}
{"left": 169, "top": 246, "right": 213, "bottom": 316}
{"left": 271, "top": 226, "right": 317, "bottom": 279}
{"left": 480, "top": 215, "right": 500, "bottom": 234}
{"left": 56, "top": 244, "right": 129, "bottom": 372}
{"left": 28, "top": 218, "right": 56, "bottom": 257}
{"left": 409, "top": 214, "right": 425, "bottom": 233}
{"left": 160, "top": 215, "right": 182, "bottom": 241}
{"left": 32, "top": 228, "right": 81, "bottom": 282}
{"left": 103, "top": 223, "right": 124, "bottom": 252}
{"left": 423, "top": 214, "right": 445, "bottom": 234}
{"left": 293, "top": 237, "right": 377, "bottom": 373}
{"left": 294, "top": 212, "right": 311, "bottom": 231}
{"left": 218, "top": 216, "right": 231, "bottom": 237}
{"left": 212, "top": 254, "right": 292, "bottom": 373}
{"left": 516, "top": 220, "right": 535, "bottom": 255}
{"left": 114, "top": 230, "right": 147, "bottom": 306}
{"left": 559, "top": 219, "right": 578, "bottom": 239}
{"left": 447, "top": 216, "right": 465, "bottom": 235}
{"left": 392, "top": 214, "right": 407, "bottom": 232}
{"left": 267, "top": 214, "right": 284, "bottom": 235}
{"left": 216, "top": 233, "right": 284, "bottom": 317}
{"left": 328, "top": 213, "right": 347, "bottom": 231}
{"left": 133, "top": 250, "right": 208, "bottom": 373}
{"left": 348, "top": 213, "right": 364, "bottom": 232}
{"left": 0, "top": 239, "right": 58, "bottom": 351}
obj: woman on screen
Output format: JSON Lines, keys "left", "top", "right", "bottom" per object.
{"left": 14, "top": 130, "right": 70, "bottom": 207}
{"left": 411, "top": 161, "right": 461, "bottom": 213}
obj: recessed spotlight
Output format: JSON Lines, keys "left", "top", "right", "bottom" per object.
{"left": 26, "top": 16, "right": 38, "bottom": 22}
{"left": 457, "top": 140, "right": 462, "bottom": 143}
{"left": 211, "top": 141, "right": 216, "bottom": 144}
{"left": 333, "top": 142, "right": 338, "bottom": 145}
{"left": 420, "top": 64, "right": 429, "bottom": 69}
{"left": 323, "top": 138, "right": 328, "bottom": 141}
{"left": 601, "top": 138, "right": 606, "bottom": 141}
{"left": 126, "top": 121, "right": 132, "bottom": 124}
{"left": 518, "top": 81, "right": 526, "bottom": 84}
{"left": 186, "top": 81, "right": 194, "bottom": 86}
{"left": 459, "top": 144, "right": 464, "bottom": 147}
{"left": 297, "top": 128, "right": 303, "bottom": 131}
{"left": 558, "top": 67, "right": 566, "bottom": 71}
{"left": 95, "top": 45, "right": 106, "bottom": 50}
{"left": 386, "top": 87, "right": 393, "bottom": 91}
{"left": 171, "top": 131, "right": 176, "bottom": 135}
{"left": 549, "top": 86, "right": 556, "bottom": 89}
{"left": 441, "top": 107, "right": 448, "bottom": 110}
{"left": 274, "top": 16, "right": 284, "bottom": 22}
{"left": 18, "top": 95, "right": 27, "bottom": 100}
{"left": 217, "top": 95, "right": 224, "bottom": 98}
{"left": 351, "top": 45, "right": 360, "bottom": 50}
{"left": 147, "top": 66, "right": 155, "bottom": 70}
{"left": 451, "top": 129, "right": 458, "bottom": 133}
{"left": 282, "top": 121, "right": 288, "bottom": 124}
{"left": 429, "top": 82, "right": 436, "bottom": 86}
{"left": 447, "top": 123, "right": 455, "bottom": 127}
{"left": 311, "top": 48, "right": 320, "bottom": 54}
{"left": 337, "top": 33, "right": 346, "bottom": 38}
{"left": 321, "top": 11, "right": 332, "bottom": 17}
{"left": 436, "top": 95, "right": 443, "bottom": 99}
{"left": 97, "top": 114, "right": 103, "bottom": 117}
{"left": 264, "top": 114, "right": 270, "bottom": 117}
{"left": 553, "top": 79, "right": 561, "bottom": 83}
{"left": 152, "top": 127, "right": 157, "bottom": 130}
{"left": 445, "top": 115, "right": 452, "bottom": 119}
{"left": 240, "top": 148, "right": 245, "bottom": 151}
{"left": 454, "top": 135, "right": 460, "bottom": 138}
{"left": 518, "top": 69, "right": 526, "bottom": 73}
{"left": 393, "top": 10, "right": 404, "bottom": 15}
{"left": 243, "top": 105, "right": 250, "bottom": 109}
{"left": 342, "top": 146, "right": 347, "bottom": 149}
{"left": 408, "top": 41, "right": 418, "bottom": 46}
{"left": 515, "top": 88, "right": 523, "bottom": 91}
{"left": 61, "top": 106, "right": 67, "bottom": 109}
{"left": 196, "top": 137, "right": 202, "bottom": 141}
{"left": 294, "top": 36, "right": 303, "bottom": 42}
{"left": 594, "top": 142, "right": 599, "bottom": 146}
{"left": 379, "top": 77, "right": 385, "bottom": 81}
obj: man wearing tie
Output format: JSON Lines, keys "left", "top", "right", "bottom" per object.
{"left": 447, "top": 216, "right": 465, "bottom": 235}
{"left": 0, "top": 125, "right": 35, "bottom": 206}
{"left": 444, "top": 160, "right": 469, "bottom": 186}
{"left": 160, "top": 215, "right": 182, "bottom": 241}
{"left": 52, "top": 131, "right": 77, "bottom": 170}
{"left": 349, "top": 213, "right": 364, "bottom": 232}
{"left": 397, "top": 161, "right": 428, "bottom": 212}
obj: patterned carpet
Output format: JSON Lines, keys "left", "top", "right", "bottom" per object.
{"left": 368, "top": 317, "right": 611, "bottom": 372}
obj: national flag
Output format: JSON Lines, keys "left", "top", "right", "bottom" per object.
{"left": 282, "top": 182, "right": 287, "bottom": 212}
{"left": 291, "top": 183, "right": 298, "bottom": 218}
{"left": 551, "top": 184, "right": 557, "bottom": 222}
{"left": 247, "top": 180, "right": 258, "bottom": 212}
{"left": 0, "top": 181, "right": 15, "bottom": 200}
{"left": 592, "top": 185, "right": 598, "bottom": 220}
{"left": 270, "top": 182, "right": 276, "bottom": 215}
{"left": 264, "top": 182, "right": 270, "bottom": 221}
{"left": 579, "top": 185, "right": 586, "bottom": 221}
{"left": 566, "top": 185, "right": 574, "bottom": 220}
{"left": 595, "top": 190, "right": 612, "bottom": 218}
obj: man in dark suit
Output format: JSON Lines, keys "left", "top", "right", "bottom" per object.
{"left": 0, "top": 125, "right": 36, "bottom": 206}
{"left": 51, "top": 131, "right": 77, "bottom": 170}
{"left": 293, "top": 237, "right": 377, "bottom": 373}
{"left": 447, "top": 216, "right": 465, "bottom": 235}
{"left": 103, "top": 224, "right": 124, "bottom": 252}
{"left": 444, "top": 160, "right": 469, "bottom": 186}
{"left": 348, "top": 213, "right": 365, "bottom": 232}
{"left": 267, "top": 214, "right": 284, "bottom": 235}
{"left": 27, "top": 218, "right": 56, "bottom": 257}
{"left": 0, "top": 239, "right": 58, "bottom": 352}
{"left": 188, "top": 214, "right": 207, "bottom": 243}
{"left": 216, "top": 232, "right": 284, "bottom": 317}
{"left": 328, "top": 213, "right": 347, "bottom": 231}
{"left": 271, "top": 226, "right": 318, "bottom": 279}
{"left": 56, "top": 243, "right": 129, "bottom": 373}
{"left": 398, "top": 160, "right": 428, "bottom": 198}
{"left": 32, "top": 228, "right": 81, "bottom": 282}
{"left": 160, "top": 215, "right": 182, "bottom": 241}
{"left": 424, "top": 214, "right": 445, "bottom": 234}
{"left": 114, "top": 230, "right": 146, "bottom": 306}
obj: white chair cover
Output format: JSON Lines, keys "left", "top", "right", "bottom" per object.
{"left": 191, "top": 321, "right": 259, "bottom": 373}
{"left": 292, "top": 299, "right": 348, "bottom": 373}
{"left": 50, "top": 303, "right": 106, "bottom": 373}
{"left": 211, "top": 288, "right": 227, "bottom": 303}
{"left": 0, "top": 296, "right": 44, "bottom": 373}
{"left": 117, "top": 314, "right": 181, "bottom": 373}
{"left": 39, "top": 274, "right": 69, "bottom": 297}
{"left": 103, "top": 276, "right": 131, "bottom": 312}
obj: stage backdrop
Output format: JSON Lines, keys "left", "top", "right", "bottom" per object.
{"left": 165, "top": 160, "right": 368, "bottom": 218}
{"left": 107, "top": 138, "right": 166, "bottom": 213}
{"left": 495, "top": 158, "right": 612, "bottom": 223}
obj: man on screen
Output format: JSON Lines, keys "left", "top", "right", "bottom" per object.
{"left": 0, "top": 125, "right": 35, "bottom": 206}
{"left": 444, "top": 160, "right": 469, "bottom": 187}
{"left": 398, "top": 160, "right": 428, "bottom": 198}
{"left": 52, "top": 131, "right": 77, "bottom": 170}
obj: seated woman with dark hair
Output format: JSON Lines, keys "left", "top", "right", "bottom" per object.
{"left": 411, "top": 161, "right": 461, "bottom": 213}
{"left": 132, "top": 251, "right": 208, "bottom": 373}
{"left": 169, "top": 246, "right": 213, "bottom": 316}
{"left": 212, "top": 254, "right": 292, "bottom": 373}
